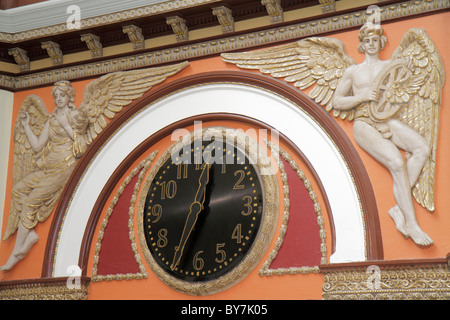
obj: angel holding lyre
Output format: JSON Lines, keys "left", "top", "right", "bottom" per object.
{"left": 0, "top": 62, "right": 188, "bottom": 271}
{"left": 222, "top": 22, "right": 444, "bottom": 247}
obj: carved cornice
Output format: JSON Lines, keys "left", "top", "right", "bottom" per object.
{"left": 7, "top": 47, "right": 29, "bottom": 71}
{"left": 0, "top": 0, "right": 224, "bottom": 43}
{"left": 41, "top": 41, "right": 63, "bottom": 66}
{"left": 0, "top": 0, "right": 447, "bottom": 91}
{"left": 261, "top": 0, "right": 284, "bottom": 23}
{"left": 212, "top": 6, "right": 235, "bottom": 33}
{"left": 166, "top": 16, "right": 189, "bottom": 42}
{"left": 123, "top": 25, "right": 145, "bottom": 50}
{"left": 319, "top": 0, "right": 336, "bottom": 13}
{"left": 80, "top": 33, "right": 103, "bottom": 58}
{"left": 321, "top": 259, "right": 450, "bottom": 300}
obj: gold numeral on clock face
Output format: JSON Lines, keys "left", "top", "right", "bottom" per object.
{"left": 157, "top": 228, "right": 168, "bottom": 248}
{"left": 231, "top": 223, "right": 243, "bottom": 243}
{"left": 176, "top": 163, "right": 188, "bottom": 179}
{"left": 193, "top": 250, "right": 204, "bottom": 271}
{"left": 241, "top": 195, "right": 252, "bottom": 216}
{"left": 160, "top": 180, "right": 177, "bottom": 199}
{"left": 233, "top": 170, "right": 245, "bottom": 190}
{"left": 215, "top": 243, "right": 226, "bottom": 263}
{"left": 151, "top": 204, "right": 163, "bottom": 223}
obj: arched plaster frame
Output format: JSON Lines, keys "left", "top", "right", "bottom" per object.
{"left": 42, "top": 71, "right": 382, "bottom": 277}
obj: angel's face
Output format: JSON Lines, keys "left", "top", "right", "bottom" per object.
{"left": 53, "top": 89, "right": 70, "bottom": 109}
{"left": 361, "top": 34, "right": 381, "bottom": 56}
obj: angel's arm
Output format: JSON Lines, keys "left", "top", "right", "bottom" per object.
{"left": 55, "top": 110, "right": 74, "bottom": 140}
{"left": 21, "top": 113, "right": 49, "bottom": 153}
{"left": 333, "top": 67, "right": 378, "bottom": 111}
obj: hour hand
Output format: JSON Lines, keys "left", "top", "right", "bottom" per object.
{"left": 171, "top": 163, "right": 210, "bottom": 270}
{"left": 195, "top": 162, "right": 211, "bottom": 204}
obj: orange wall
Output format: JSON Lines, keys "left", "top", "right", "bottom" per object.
{"left": 1, "top": 12, "right": 449, "bottom": 299}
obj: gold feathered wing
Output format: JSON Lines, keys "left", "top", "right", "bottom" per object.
{"left": 391, "top": 28, "right": 444, "bottom": 212}
{"left": 79, "top": 61, "right": 189, "bottom": 146}
{"left": 221, "top": 37, "right": 356, "bottom": 119}
{"left": 3, "top": 95, "right": 50, "bottom": 240}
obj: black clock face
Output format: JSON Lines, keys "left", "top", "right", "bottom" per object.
{"left": 143, "top": 138, "right": 264, "bottom": 282}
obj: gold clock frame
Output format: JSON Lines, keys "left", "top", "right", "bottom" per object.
{"left": 137, "top": 126, "right": 279, "bottom": 296}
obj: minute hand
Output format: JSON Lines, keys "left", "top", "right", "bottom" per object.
{"left": 171, "top": 163, "right": 210, "bottom": 270}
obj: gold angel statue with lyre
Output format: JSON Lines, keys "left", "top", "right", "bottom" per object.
{"left": 222, "top": 23, "right": 444, "bottom": 247}
{"left": 0, "top": 62, "right": 188, "bottom": 271}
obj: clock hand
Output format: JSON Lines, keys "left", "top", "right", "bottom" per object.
{"left": 171, "top": 162, "right": 210, "bottom": 270}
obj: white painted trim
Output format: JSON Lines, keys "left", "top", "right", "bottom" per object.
{"left": 0, "top": 89, "right": 14, "bottom": 239}
{"left": 53, "top": 83, "right": 366, "bottom": 276}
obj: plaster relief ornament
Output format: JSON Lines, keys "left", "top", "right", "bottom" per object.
{"left": 0, "top": 61, "right": 189, "bottom": 271}
{"left": 222, "top": 23, "right": 444, "bottom": 247}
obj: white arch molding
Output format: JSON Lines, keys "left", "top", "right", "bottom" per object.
{"left": 53, "top": 82, "right": 367, "bottom": 276}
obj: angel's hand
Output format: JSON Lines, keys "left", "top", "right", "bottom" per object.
{"left": 20, "top": 112, "right": 29, "bottom": 128}
{"left": 55, "top": 110, "right": 70, "bottom": 128}
{"left": 358, "top": 88, "right": 380, "bottom": 103}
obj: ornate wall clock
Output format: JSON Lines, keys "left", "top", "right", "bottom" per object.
{"left": 137, "top": 127, "right": 279, "bottom": 295}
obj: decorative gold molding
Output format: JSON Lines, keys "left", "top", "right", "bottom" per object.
{"left": 261, "top": 0, "right": 284, "bottom": 23}
{"left": 319, "top": 0, "right": 336, "bottom": 13}
{"left": 7, "top": 47, "right": 29, "bottom": 72}
{"left": 0, "top": 277, "right": 90, "bottom": 300}
{"left": 259, "top": 142, "right": 327, "bottom": 276}
{"left": 123, "top": 25, "right": 145, "bottom": 50}
{"left": 41, "top": 41, "right": 63, "bottom": 66}
{"left": 91, "top": 151, "right": 158, "bottom": 282}
{"left": 212, "top": 6, "right": 234, "bottom": 33}
{"left": 80, "top": 33, "right": 103, "bottom": 58}
{"left": 322, "top": 261, "right": 450, "bottom": 300}
{"left": 166, "top": 16, "right": 189, "bottom": 42}
{"left": 1, "top": 0, "right": 447, "bottom": 90}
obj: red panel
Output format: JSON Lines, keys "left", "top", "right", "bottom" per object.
{"left": 269, "top": 157, "right": 322, "bottom": 269}
{"left": 96, "top": 171, "right": 141, "bottom": 276}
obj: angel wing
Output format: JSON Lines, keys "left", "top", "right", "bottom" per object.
{"left": 390, "top": 28, "right": 445, "bottom": 212}
{"left": 12, "top": 95, "right": 50, "bottom": 184}
{"left": 3, "top": 95, "right": 50, "bottom": 240}
{"left": 221, "top": 37, "right": 356, "bottom": 119}
{"left": 79, "top": 61, "right": 189, "bottom": 145}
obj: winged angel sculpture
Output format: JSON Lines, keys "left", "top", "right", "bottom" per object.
{"left": 222, "top": 23, "right": 444, "bottom": 247}
{"left": 0, "top": 61, "right": 188, "bottom": 271}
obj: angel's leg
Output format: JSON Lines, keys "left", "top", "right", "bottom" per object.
{"left": 388, "top": 119, "right": 430, "bottom": 187}
{"left": 0, "top": 180, "right": 31, "bottom": 271}
{"left": 353, "top": 120, "right": 432, "bottom": 246}
{"left": 13, "top": 190, "right": 42, "bottom": 258}
{"left": 0, "top": 224, "right": 37, "bottom": 271}
{"left": 353, "top": 121, "right": 410, "bottom": 237}
{"left": 386, "top": 119, "right": 431, "bottom": 233}
{"left": 15, "top": 224, "right": 38, "bottom": 258}
{"left": 386, "top": 119, "right": 432, "bottom": 246}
